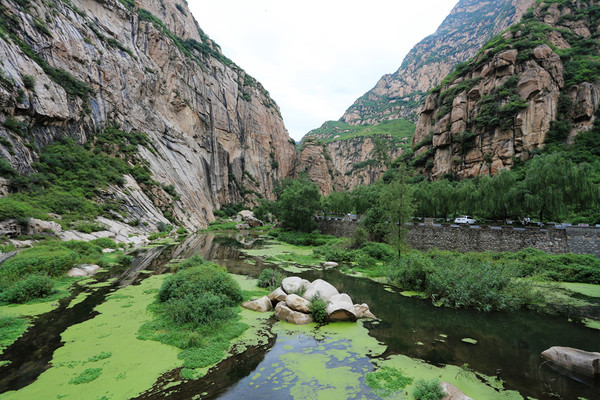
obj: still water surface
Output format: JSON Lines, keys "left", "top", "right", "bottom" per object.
{"left": 0, "top": 232, "right": 598, "bottom": 399}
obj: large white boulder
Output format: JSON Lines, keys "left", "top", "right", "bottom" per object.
{"left": 274, "top": 302, "right": 313, "bottom": 325}
{"left": 325, "top": 293, "right": 357, "bottom": 322}
{"left": 285, "top": 294, "right": 311, "bottom": 314}
{"left": 242, "top": 296, "right": 273, "bottom": 312}
{"left": 281, "top": 277, "right": 310, "bottom": 294}
{"left": 67, "top": 264, "right": 101, "bottom": 277}
{"left": 303, "top": 279, "right": 339, "bottom": 302}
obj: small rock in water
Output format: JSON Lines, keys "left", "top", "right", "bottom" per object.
{"left": 322, "top": 261, "right": 338, "bottom": 268}
{"left": 242, "top": 296, "right": 273, "bottom": 312}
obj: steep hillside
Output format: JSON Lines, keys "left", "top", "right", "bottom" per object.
{"left": 341, "top": 0, "right": 534, "bottom": 125}
{"left": 412, "top": 0, "right": 600, "bottom": 179}
{"left": 0, "top": 0, "right": 296, "bottom": 230}
{"left": 298, "top": 0, "right": 533, "bottom": 195}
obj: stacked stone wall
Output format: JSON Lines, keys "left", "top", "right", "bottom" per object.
{"left": 318, "top": 218, "right": 600, "bottom": 257}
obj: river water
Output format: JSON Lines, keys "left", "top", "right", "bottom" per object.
{"left": 0, "top": 232, "right": 599, "bottom": 400}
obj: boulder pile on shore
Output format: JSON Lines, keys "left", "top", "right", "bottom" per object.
{"left": 242, "top": 276, "right": 376, "bottom": 324}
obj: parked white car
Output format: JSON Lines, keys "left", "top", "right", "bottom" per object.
{"left": 454, "top": 215, "right": 476, "bottom": 224}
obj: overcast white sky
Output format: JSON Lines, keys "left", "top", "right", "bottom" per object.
{"left": 189, "top": 0, "right": 458, "bottom": 141}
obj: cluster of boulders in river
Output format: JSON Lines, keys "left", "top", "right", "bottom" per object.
{"left": 242, "top": 277, "right": 376, "bottom": 324}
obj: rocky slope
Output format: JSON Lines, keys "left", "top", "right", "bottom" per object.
{"left": 297, "top": 120, "right": 411, "bottom": 195}
{"left": 296, "top": 135, "right": 404, "bottom": 195}
{"left": 341, "top": 0, "right": 535, "bottom": 125}
{"left": 298, "top": 0, "right": 533, "bottom": 195}
{"left": 411, "top": 0, "right": 600, "bottom": 179}
{"left": 0, "top": 0, "right": 295, "bottom": 229}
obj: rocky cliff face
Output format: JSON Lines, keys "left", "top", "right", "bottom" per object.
{"left": 297, "top": 136, "right": 403, "bottom": 196}
{"left": 412, "top": 0, "right": 600, "bottom": 179}
{"left": 0, "top": 0, "right": 295, "bottom": 228}
{"left": 341, "top": 0, "right": 534, "bottom": 125}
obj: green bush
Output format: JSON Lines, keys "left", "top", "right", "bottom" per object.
{"left": 309, "top": 295, "right": 328, "bottom": 323}
{"left": 164, "top": 292, "right": 235, "bottom": 325}
{"left": 0, "top": 241, "right": 102, "bottom": 280}
{"left": 361, "top": 242, "right": 395, "bottom": 261}
{"left": 22, "top": 75, "right": 35, "bottom": 90}
{"left": 158, "top": 263, "right": 242, "bottom": 327}
{"left": 386, "top": 251, "right": 540, "bottom": 312}
{"left": 0, "top": 274, "right": 55, "bottom": 303}
{"left": 90, "top": 237, "right": 117, "bottom": 249}
{"left": 413, "top": 379, "right": 445, "bottom": 400}
{"left": 257, "top": 268, "right": 286, "bottom": 289}
{"left": 313, "top": 244, "right": 357, "bottom": 262}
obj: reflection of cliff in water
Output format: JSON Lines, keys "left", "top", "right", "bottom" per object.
{"left": 170, "top": 233, "right": 269, "bottom": 277}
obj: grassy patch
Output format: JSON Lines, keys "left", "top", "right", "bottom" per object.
{"left": 365, "top": 366, "right": 413, "bottom": 398}
{"left": 304, "top": 119, "right": 415, "bottom": 149}
{"left": 69, "top": 368, "right": 102, "bottom": 384}
{"left": 0, "top": 315, "right": 30, "bottom": 351}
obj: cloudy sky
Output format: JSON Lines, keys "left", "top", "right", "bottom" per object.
{"left": 189, "top": 0, "right": 458, "bottom": 141}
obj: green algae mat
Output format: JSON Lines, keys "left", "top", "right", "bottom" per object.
{"left": 221, "top": 319, "right": 523, "bottom": 400}
{"left": 0, "top": 275, "right": 181, "bottom": 400}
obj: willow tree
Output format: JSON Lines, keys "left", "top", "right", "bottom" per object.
{"left": 379, "top": 165, "right": 415, "bottom": 255}
{"left": 479, "top": 170, "right": 520, "bottom": 222}
{"left": 521, "top": 153, "right": 597, "bottom": 222}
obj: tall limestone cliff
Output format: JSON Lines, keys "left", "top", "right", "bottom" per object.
{"left": 412, "top": 0, "right": 600, "bottom": 179}
{"left": 0, "top": 0, "right": 296, "bottom": 229}
{"left": 341, "top": 0, "right": 535, "bottom": 125}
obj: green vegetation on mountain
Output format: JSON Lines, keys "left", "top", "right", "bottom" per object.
{"left": 304, "top": 119, "right": 414, "bottom": 149}
{"left": 342, "top": 0, "right": 523, "bottom": 125}
{"left": 0, "top": 124, "right": 179, "bottom": 229}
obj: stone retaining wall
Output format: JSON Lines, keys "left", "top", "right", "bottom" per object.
{"left": 318, "top": 218, "right": 600, "bottom": 257}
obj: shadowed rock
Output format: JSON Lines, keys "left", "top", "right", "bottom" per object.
{"left": 285, "top": 294, "right": 311, "bottom": 314}
{"left": 274, "top": 302, "right": 313, "bottom": 325}
{"left": 268, "top": 287, "right": 287, "bottom": 304}
{"left": 326, "top": 293, "right": 357, "bottom": 322}
{"left": 541, "top": 346, "right": 600, "bottom": 377}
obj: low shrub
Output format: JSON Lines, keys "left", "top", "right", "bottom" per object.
{"left": 310, "top": 295, "right": 328, "bottom": 324}
{"left": 90, "top": 237, "right": 117, "bottom": 249}
{"left": 158, "top": 262, "right": 242, "bottom": 327}
{"left": 270, "top": 230, "right": 335, "bottom": 246}
{"left": 0, "top": 241, "right": 102, "bottom": 280}
{"left": 257, "top": 268, "right": 286, "bottom": 289}
{"left": 386, "top": 251, "right": 541, "bottom": 312}
{"left": 365, "top": 367, "right": 413, "bottom": 398}
{"left": 313, "top": 244, "right": 357, "bottom": 262}
{"left": 0, "top": 274, "right": 55, "bottom": 303}
{"left": 164, "top": 292, "right": 235, "bottom": 325}
{"left": 413, "top": 379, "right": 444, "bottom": 400}
{"left": 360, "top": 242, "right": 395, "bottom": 261}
